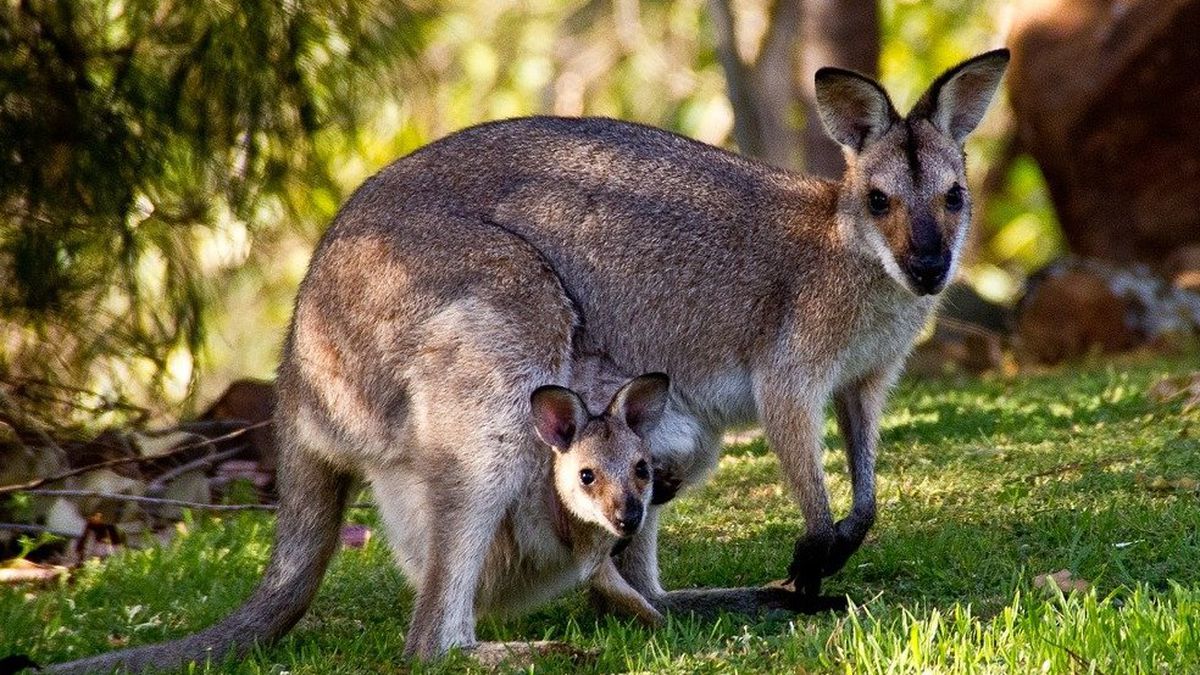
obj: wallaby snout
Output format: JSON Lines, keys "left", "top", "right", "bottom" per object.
{"left": 612, "top": 496, "right": 644, "bottom": 537}
{"left": 904, "top": 250, "right": 951, "bottom": 295}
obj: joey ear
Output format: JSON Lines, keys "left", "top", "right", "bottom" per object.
{"left": 607, "top": 372, "right": 670, "bottom": 438}
{"left": 531, "top": 385, "right": 588, "bottom": 451}
{"left": 814, "top": 68, "right": 899, "bottom": 152}
{"left": 910, "top": 49, "right": 1010, "bottom": 144}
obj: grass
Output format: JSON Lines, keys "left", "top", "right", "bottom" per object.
{"left": 3, "top": 354, "right": 1200, "bottom": 673}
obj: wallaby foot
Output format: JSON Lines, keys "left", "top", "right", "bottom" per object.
{"left": 786, "top": 519, "right": 868, "bottom": 596}
{"left": 468, "top": 641, "right": 596, "bottom": 669}
{"left": 763, "top": 578, "right": 850, "bottom": 613}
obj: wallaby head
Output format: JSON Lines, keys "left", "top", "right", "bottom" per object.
{"left": 530, "top": 373, "right": 670, "bottom": 538}
{"left": 815, "top": 49, "right": 1010, "bottom": 296}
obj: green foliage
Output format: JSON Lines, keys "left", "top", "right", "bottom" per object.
{"left": 0, "top": 0, "right": 1066, "bottom": 423}
{"left": 0, "top": 0, "right": 421, "bottom": 421}
{"left": 3, "top": 355, "right": 1199, "bottom": 671}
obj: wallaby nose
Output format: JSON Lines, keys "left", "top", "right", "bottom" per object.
{"left": 905, "top": 253, "right": 950, "bottom": 295}
{"left": 614, "top": 500, "right": 644, "bottom": 536}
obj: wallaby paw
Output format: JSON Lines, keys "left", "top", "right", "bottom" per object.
{"left": 823, "top": 519, "right": 868, "bottom": 577}
{"left": 468, "top": 641, "right": 596, "bottom": 669}
{"left": 650, "top": 462, "right": 682, "bottom": 505}
{"left": 786, "top": 532, "right": 833, "bottom": 596}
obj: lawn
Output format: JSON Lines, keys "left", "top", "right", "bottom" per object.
{"left": 3, "top": 355, "right": 1199, "bottom": 673}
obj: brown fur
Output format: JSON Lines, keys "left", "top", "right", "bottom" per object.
{"left": 47, "top": 50, "right": 1008, "bottom": 671}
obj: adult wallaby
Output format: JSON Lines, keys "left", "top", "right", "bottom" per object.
{"left": 47, "top": 49, "right": 1008, "bottom": 670}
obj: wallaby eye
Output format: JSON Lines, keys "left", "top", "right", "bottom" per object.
{"left": 634, "top": 460, "right": 650, "bottom": 480}
{"left": 579, "top": 468, "right": 595, "bottom": 486}
{"left": 867, "top": 189, "right": 890, "bottom": 216}
{"left": 945, "top": 185, "right": 964, "bottom": 212}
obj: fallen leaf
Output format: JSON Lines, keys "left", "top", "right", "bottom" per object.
{"left": 1136, "top": 473, "right": 1199, "bottom": 493}
{"left": 340, "top": 524, "right": 371, "bottom": 549}
{"left": 1148, "top": 372, "right": 1200, "bottom": 411}
{"left": 0, "top": 559, "right": 68, "bottom": 585}
{"left": 1033, "top": 569, "right": 1090, "bottom": 594}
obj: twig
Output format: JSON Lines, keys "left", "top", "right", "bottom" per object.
{"left": 146, "top": 445, "right": 247, "bottom": 495}
{"left": 1039, "top": 637, "right": 1106, "bottom": 675}
{"left": 0, "top": 421, "right": 272, "bottom": 495}
{"left": 1025, "top": 454, "right": 1134, "bottom": 482}
{"left": 0, "top": 522, "right": 78, "bottom": 538}
{"left": 14, "top": 489, "right": 377, "bottom": 513}
{"left": 21, "top": 489, "right": 280, "bottom": 512}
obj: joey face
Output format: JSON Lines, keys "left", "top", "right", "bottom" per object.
{"left": 814, "top": 50, "right": 1010, "bottom": 297}
{"left": 551, "top": 423, "right": 652, "bottom": 537}
{"left": 530, "top": 373, "right": 669, "bottom": 539}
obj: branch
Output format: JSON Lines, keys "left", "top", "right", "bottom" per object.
{"left": 21, "top": 489, "right": 281, "bottom": 512}
{"left": 0, "top": 421, "right": 271, "bottom": 495}
{"left": 145, "top": 444, "right": 247, "bottom": 495}
{"left": 11, "top": 490, "right": 377, "bottom": 513}
{"left": 0, "top": 522, "right": 79, "bottom": 538}
{"left": 708, "top": 0, "right": 763, "bottom": 157}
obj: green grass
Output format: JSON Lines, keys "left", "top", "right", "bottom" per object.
{"left": 4, "top": 355, "right": 1200, "bottom": 673}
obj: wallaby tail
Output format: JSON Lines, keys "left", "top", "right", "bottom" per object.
{"left": 655, "top": 586, "right": 847, "bottom": 618}
{"left": 47, "top": 447, "right": 352, "bottom": 674}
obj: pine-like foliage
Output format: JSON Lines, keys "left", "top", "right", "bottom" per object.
{"left": 0, "top": 0, "right": 420, "bottom": 427}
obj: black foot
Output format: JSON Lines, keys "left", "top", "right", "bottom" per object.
{"left": 786, "top": 532, "right": 832, "bottom": 596}
{"left": 824, "top": 518, "right": 869, "bottom": 576}
{"left": 650, "top": 463, "right": 682, "bottom": 505}
{"left": 0, "top": 655, "right": 40, "bottom": 675}
{"left": 786, "top": 519, "right": 869, "bottom": 595}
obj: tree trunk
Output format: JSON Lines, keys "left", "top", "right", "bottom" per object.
{"left": 1008, "top": 0, "right": 1200, "bottom": 267}
{"left": 797, "top": 0, "right": 879, "bottom": 177}
{"left": 708, "top": 0, "right": 878, "bottom": 175}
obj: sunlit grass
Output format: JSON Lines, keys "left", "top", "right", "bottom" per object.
{"left": 3, "top": 354, "right": 1199, "bottom": 672}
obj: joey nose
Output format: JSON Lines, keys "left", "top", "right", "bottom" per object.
{"left": 905, "top": 253, "right": 950, "bottom": 295}
{"left": 614, "top": 500, "right": 644, "bottom": 536}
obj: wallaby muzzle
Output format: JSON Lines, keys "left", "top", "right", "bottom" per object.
{"left": 612, "top": 496, "right": 645, "bottom": 537}
{"left": 903, "top": 251, "right": 951, "bottom": 295}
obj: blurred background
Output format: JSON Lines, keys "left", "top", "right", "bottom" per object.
{"left": 1, "top": 0, "right": 1197, "bottom": 436}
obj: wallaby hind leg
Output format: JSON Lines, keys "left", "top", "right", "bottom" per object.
{"left": 399, "top": 460, "right": 518, "bottom": 659}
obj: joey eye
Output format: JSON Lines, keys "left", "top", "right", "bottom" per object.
{"left": 634, "top": 460, "right": 650, "bottom": 480}
{"left": 579, "top": 468, "right": 595, "bottom": 486}
{"left": 867, "top": 190, "right": 890, "bottom": 216}
{"left": 945, "top": 185, "right": 964, "bottom": 212}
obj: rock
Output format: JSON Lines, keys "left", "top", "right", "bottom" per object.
{"left": 198, "top": 379, "right": 276, "bottom": 472}
{"left": 44, "top": 498, "right": 86, "bottom": 538}
{"left": 1016, "top": 257, "right": 1200, "bottom": 364}
{"left": 1008, "top": 0, "right": 1200, "bottom": 266}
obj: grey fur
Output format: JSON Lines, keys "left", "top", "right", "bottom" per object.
{"left": 47, "top": 50, "right": 1008, "bottom": 671}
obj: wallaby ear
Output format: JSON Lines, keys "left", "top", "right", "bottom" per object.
{"left": 910, "top": 49, "right": 1010, "bottom": 144}
{"left": 814, "top": 67, "right": 899, "bottom": 152}
{"left": 607, "top": 373, "right": 670, "bottom": 439}
{"left": 531, "top": 385, "right": 588, "bottom": 452}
